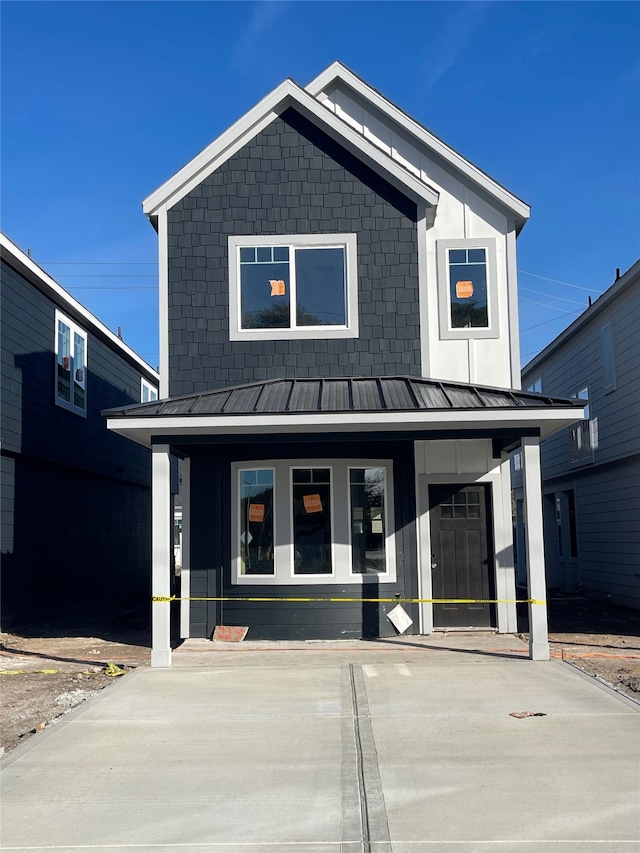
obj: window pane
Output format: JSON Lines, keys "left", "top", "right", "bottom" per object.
{"left": 467, "top": 248, "right": 486, "bottom": 263}
{"left": 449, "top": 251, "right": 488, "bottom": 328}
{"left": 293, "top": 469, "right": 332, "bottom": 574}
{"left": 239, "top": 469, "right": 274, "bottom": 575}
{"left": 350, "top": 468, "right": 386, "bottom": 574}
{"left": 73, "top": 333, "right": 86, "bottom": 409}
{"left": 57, "top": 321, "right": 71, "bottom": 403}
{"left": 240, "top": 247, "right": 255, "bottom": 263}
{"left": 449, "top": 249, "right": 466, "bottom": 264}
{"left": 273, "top": 246, "right": 289, "bottom": 261}
{"left": 240, "top": 258, "right": 290, "bottom": 329}
{"left": 256, "top": 247, "right": 272, "bottom": 263}
{"left": 295, "top": 247, "right": 346, "bottom": 326}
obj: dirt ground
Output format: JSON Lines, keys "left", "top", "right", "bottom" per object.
{"left": 1, "top": 596, "right": 638, "bottom": 756}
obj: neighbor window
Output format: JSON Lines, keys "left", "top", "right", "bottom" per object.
{"left": 228, "top": 234, "right": 358, "bottom": 340}
{"left": 232, "top": 459, "right": 395, "bottom": 584}
{"left": 55, "top": 310, "right": 87, "bottom": 416}
{"left": 526, "top": 376, "right": 543, "bottom": 393}
{"left": 141, "top": 378, "right": 158, "bottom": 403}
{"left": 436, "top": 239, "right": 499, "bottom": 339}
{"left": 569, "top": 387, "right": 593, "bottom": 463}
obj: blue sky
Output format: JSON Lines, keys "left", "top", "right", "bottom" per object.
{"left": 2, "top": 0, "right": 639, "bottom": 372}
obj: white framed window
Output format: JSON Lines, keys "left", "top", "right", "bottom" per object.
{"left": 436, "top": 238, "right": 499, "bottom": 339}
{"left": 526, "top": 376, "right": 542, "bottom": 393}
{"left": 141, "top": 377, "right": 158, "bottom": 403}
{"left": 228, "top": 234, "right": 359, "bottom": 341}
{"left": 569, "top": 386, "right": 594, "bottom": 463}
{"left": 55, "top": 310, "right": 87, "bottom": 416}
{"left": 232, "top": 459, "right": 395, "bottom": 585}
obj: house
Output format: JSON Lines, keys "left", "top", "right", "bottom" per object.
{"left": 104, "top": 62, "right": 584, "bottom": 665}
{"left": 0, "top": 233, "right": 160, "bottom": 628}
{"left": 512, "top": 259, "right": 640, "bottom": 610}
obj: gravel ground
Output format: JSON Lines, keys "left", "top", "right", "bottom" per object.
{"left": 1, "top": 596, "right": 638, "bottom": 755}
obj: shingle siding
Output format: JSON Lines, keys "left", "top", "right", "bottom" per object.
{"left": 167, "top": 108, "right": 420, "bottom": 395}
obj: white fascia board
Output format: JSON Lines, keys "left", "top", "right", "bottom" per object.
{"left": 306, "top": 62, "right": 530, "bottom": 228}
{"left": 107, "top": 405, "right": 583, "bottom": 447}
{"left": 0, "top": 232, "right": 159, "bottom": 382}
{"left": 142, "top": 79, "right": 439, "bottom": 217}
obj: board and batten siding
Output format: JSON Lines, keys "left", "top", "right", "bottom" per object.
{"left": 167, "top": 107, "right": 420, "bottom": 397}
{"left": 183, "top": 439, "right": 417, "bottom": 640}
{"left": 319, "top": 82, "right": 518, "bottom": 389}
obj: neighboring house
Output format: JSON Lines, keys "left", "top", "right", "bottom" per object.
{"left": 105, "top": 62, "right": 583, "bottom": 665}
{"left": 512, "top": 259, "right": 640, "bottom": 610}
{"left": 0, "top": 233, "right": 160, "bottom": 627}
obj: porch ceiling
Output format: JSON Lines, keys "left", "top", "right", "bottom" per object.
{"left": 104, "top": 376, "right": 585, "bottom": 448}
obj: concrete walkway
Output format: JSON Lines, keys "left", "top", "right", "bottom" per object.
{"left": 1, "top": 634, "right": 639, "bottom": 852}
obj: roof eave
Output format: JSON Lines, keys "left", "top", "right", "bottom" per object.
{"left": 306, "top": 61, "right": 530, "bottom": 232}
{"left": 142, "top": 78, "right": 439, "bottom": 219}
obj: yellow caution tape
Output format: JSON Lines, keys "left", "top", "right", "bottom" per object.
{"left": 152, "top": 595, "right": 546, "bottom": 605}
{"left": 104, "top": 662, "right": 127, "bottom": 677}
{"left": 0, "top": 668, "right": 60, "bottom": 675}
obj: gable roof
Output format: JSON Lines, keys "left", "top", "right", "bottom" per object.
{"left": 0, "top": 232, "right": 159, "bottom": 382}
{"left": 306, "top": 61, "right": 530, "bottom": 233}
{"left": 142, "top": 77, "right": 439, "bottom": 226}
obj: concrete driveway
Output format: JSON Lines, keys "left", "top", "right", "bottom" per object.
{"left": 1, "top": 635, "right": 639, "bottom": 852}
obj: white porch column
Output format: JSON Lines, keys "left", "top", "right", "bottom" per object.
{"left": 152, "top": 444, "right": 172, "bottom": 667}
{"left": 179, "top": 457, "right": 191, "bottom": 639}
{"left": 521, "top": 436, "right": 550, "bottom": 661}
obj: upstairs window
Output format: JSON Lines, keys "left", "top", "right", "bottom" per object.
{"left": 436, "top": 238, "right": 499, "bottom": 340}
{"left": 569, "top": 387, "right": 593, "bottom": 463}
{"left": 228, "top": 234, "right": 358, "bottom": 341}
{"left": 526, "top": 376, "right": 542, "bottom": 393}
{"left": 55, "top": 310, "right": 87, "bottom": 416}
{"left": 141, "top": 378, "right": 158, "bottom": 403}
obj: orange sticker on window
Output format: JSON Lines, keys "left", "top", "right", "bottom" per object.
{"left": 303, "top": 494, "right": 323, "bottom": 513}
{"left": 270, "top": 280, "right": 286, "bottom": 296}
{"left": 249, "top": 503, "right": 265, "bottom": 522}
{"left": 456, "top": 280, "right": 474, "bottom": 299}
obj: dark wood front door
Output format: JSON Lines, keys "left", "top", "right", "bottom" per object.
{"left": 429, "top": 483, "right": 495, "bottom": 628}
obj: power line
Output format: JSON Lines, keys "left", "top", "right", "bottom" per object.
{"left": 53, "top": 274, "right": 157, "bottom": 278}
{"left": 519, "top": 286, "right": 587, "bottom": 306}
{"left": 65, "top": 286, "right": 157, "bottom": 290}
{"left": 518, "top": 269, "right": 606, "bottom": 294}
{"left": 521, "top": 310, "right": 582, "bottom": 332}
{"left": 39, "top": 261, "right": 158, "bottom": 265}
{"left": 519, "top": 296, "right": 584, "bottom": 313}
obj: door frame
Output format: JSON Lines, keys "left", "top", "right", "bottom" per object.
{"left": 417, "top": 466, "right": 515, "bottom": 634}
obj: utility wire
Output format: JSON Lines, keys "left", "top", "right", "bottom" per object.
{"left": 519, "top": 296, "right": 584, "bottom": 313}
{"left": 519, "top": 286, "right": 587, "bottom": 306}
{"left": 521, "top": 310, "right": 582, "bottom": 332}
{"left": 64, "top": 286, "right": 157, "bottom": 290}
{"left": 518, "top": 269, "right": 606, "bottom": 294}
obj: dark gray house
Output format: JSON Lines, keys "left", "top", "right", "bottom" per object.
{"left": 105, "top": 62, "right": 583, "bottom": 665}
{"left": 0, "top": 232, "right": 159, "bottom": 627}
{"left": 512, "top": 259, "right": 640, "bottom": 610}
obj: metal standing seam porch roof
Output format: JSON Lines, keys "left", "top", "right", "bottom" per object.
{"left": 104, "top": 376, "right": 584, "bottom": 419}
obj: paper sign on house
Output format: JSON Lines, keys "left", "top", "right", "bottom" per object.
{"left": 303, "top": 494, "right": 323, "bottom": 513}
{"left": 270, "top": 280, "right": 286, "bottom": 296}
{"left": 456, "top": 280, "right": 474, "bottom": 299}
{"left": 249, "top": 503, "right": 265, "bottom": 522}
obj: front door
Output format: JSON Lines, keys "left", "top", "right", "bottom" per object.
{"left": 428, "top": 483, "right": 495, "bottom": 628}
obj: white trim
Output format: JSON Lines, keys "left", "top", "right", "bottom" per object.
{"left": 231, "top": 458, "right": 396, "bottom": 586}
{"left": 228, "top": 233, "right": 359, "bottom": 341}
{"left": 151, "top": 445, "right": 172, "bottom": 667}
{"left": 106, "top": 405, "right": 586, "bottom": 449}
{"left": 1, "top": 232, "right": 159, "bottom": 382}
{"left": 521, "top": 437, "right": 550, "bottom": 660}
{"left": 436, "top": 238, "right": 499, "bottom": 340}
{"left": 179, "top": 458, "right": 191, "bottom": 639}
{"left": 142, "top": 79, "right": 439, "bottom": 217}
{"left": 505, "top": 224, "right": 521, "bottom": 388}
{"left": 157, "top": 207, "right": 169, "bottom": 397}
{"left": 305, "top": 62, "right": 530, "bottom": 229}
{"left": 416, "top": 202, "right": 431, "bottom": 377}
{"left": 54, "top": 309, "right": 87, "bottom": 417}
{"left": 141, "top": 376, "right": 158, "bottom": 403}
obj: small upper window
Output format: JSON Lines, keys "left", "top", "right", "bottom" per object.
{"left": 569, "top": 387, "right": 593, "bottom": 463}
{"left": 229, "top": 234, "right": 358, "bottom": 341}
{"left": 526, "top": 376, "right": 542, "bottom": 393}
{"left": 141, "top": 378, "right": 158, "bottom": 403}
{"left": 436, "top": 239, "right": 499, "bottom": 340}
{"left": 55, "top": 310, "right": 87, "bottom": 416}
